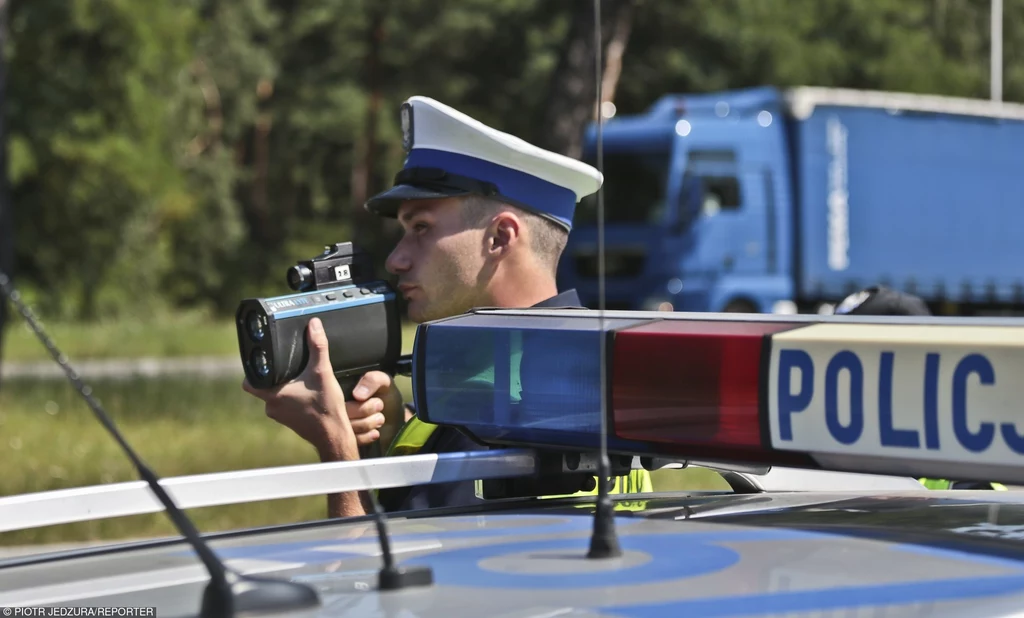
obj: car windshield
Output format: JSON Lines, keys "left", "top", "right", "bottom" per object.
{"left": 575, "top": 145, "right": 671, "bottom": 226}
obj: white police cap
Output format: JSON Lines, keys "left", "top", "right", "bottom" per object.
{"left": 365, "top": 96, "right": 603, "bottom": 231}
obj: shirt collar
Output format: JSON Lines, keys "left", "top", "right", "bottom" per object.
{"left": 463, "top": 289, "right": 584, "bottom": 314}
{"left": 530, "top": 289, "right": 582, "bottom": 309}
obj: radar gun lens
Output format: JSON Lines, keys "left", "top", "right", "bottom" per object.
{"left": 246, "top": 312, "right": 266, "bottom": 341}
{"left": 250, "top": 348, "right": 271, "bottom": 378}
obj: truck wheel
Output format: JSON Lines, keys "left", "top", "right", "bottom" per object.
{"left": 723, "top": 299, "right": 757, "bottom": 313}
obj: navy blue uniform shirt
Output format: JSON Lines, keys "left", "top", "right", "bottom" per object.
{"left": 377, "top": 289, "right": 583, "bottom": 513}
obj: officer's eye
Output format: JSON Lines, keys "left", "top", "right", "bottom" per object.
{"left": 412, "top": 221, "right": 429, "bottom": 234}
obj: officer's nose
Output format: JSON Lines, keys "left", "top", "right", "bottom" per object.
{"left": 386, "top": 242, "right": 411, "bottom": 276}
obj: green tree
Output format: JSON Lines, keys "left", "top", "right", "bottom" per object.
{"left": 6, "top": 0, "right": 1023, "bottom": 322}
{"left": 162, "top": 0, "right": 277, "bottom": 312}
{"left": 7, "top": 0, "right": 196, "bottom": 319}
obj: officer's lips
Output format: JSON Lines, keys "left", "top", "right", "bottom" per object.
{"left": 397, "top": 284, "right": 419, "bottom": 299}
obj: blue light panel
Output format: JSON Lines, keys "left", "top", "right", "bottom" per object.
{"left": 415, "top": 313, "right": 654, "bottom": 451}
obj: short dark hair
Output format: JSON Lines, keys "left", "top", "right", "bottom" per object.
{"left": 460, "top": 195, "right": 568, "bottom": 274}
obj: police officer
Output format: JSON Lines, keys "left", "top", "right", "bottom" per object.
{"left": 243, "top": 96, "right": 652, "bottom": 517}
{"left": 833, "top": 285, "right": 1007, "bottom": 491}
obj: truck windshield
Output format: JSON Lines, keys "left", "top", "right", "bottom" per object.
{"left": 576, "top": 146, "right": 671, "bottom": 226}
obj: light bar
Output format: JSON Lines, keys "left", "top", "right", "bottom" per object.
{"left": 414, "top": 309, "right": 1024, "bottom": 486}
{"left": 413, "top": 312, "right": 658, "bottom": 452}
{"left": 611, "top": 319, "right": 811, "bottom": 466}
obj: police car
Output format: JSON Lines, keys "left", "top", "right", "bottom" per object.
{"left": 4, "top": 306, "right": 1024, "bottom": 617}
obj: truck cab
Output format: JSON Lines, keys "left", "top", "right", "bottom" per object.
{"left": 558, "top": 86, "right": 796, "bottom": 313}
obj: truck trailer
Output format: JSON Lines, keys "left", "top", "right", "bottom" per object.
{"left": 557, "top": 86, "right": 1024, "bottom": 315}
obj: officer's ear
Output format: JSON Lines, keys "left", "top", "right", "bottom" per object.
{"left": 486, "top": 210, "right": 523, "bottom": 258}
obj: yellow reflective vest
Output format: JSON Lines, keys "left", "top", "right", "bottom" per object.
{"left": 385, "top": 415, "right": 653, "bottom": 509}
{"left": 918, "top": 478, "right": 1007, "bottom": 491}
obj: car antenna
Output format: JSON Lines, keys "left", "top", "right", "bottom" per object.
{"left": 586, "top": 0, "right": 622, "bottom": 560}
{"left": 353, "top": 447, "right": 435, "bottom": 590}
{"left": 0, "top": 272, "right": 320, "bottom": 617}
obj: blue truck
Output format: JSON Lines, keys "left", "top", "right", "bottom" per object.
{"left": 557, "top": 86, "right": 1024, "bottom": 315}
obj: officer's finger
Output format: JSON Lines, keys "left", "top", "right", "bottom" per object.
{"left": 241, "top": 377, "right": 269, "bottom": 401}
{"left": 350, "top": 413, "right": 386, "bottom": 436}
{"left": 245, "top": 372, "right": 292, "bottom": 400}
{"left": 305, "top": 318, "right": 333, "bottom": 375}
{"left": 348, "top": 397, "right": 385, "bottom": 420}
{"left": 356, "top": 429, "right": 380, "bottom": 447}
{"left": 352, "top": 371, "right": 391, "bottom": 401}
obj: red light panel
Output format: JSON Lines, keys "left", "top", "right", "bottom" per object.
{"left": 611, "top": 320, "right": 807, "bottom": 463}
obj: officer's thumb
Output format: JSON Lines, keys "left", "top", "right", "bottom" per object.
{"left": 305, "top": 318, "right": 333, "bottom": 374}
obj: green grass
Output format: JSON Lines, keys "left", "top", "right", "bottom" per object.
{"left": 0, "top": 375, "right": 329, "bottom": 546}
{"left": 2, "top": 312, "right": 240, "bottom": 362}
{"left": 2, "top": 313, "right": 422, "bottom": 362}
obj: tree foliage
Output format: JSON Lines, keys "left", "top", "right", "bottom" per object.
{"left": 4, "top": 0, "right": 1022, "bottom": 320}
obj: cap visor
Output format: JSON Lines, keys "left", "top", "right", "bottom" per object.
{"left": 364, "top": 183, "right": 470, "bottom": 218}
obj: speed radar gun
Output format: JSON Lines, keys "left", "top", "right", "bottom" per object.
{"left": 235, "top": 242, "right": 406, "bottom": 392}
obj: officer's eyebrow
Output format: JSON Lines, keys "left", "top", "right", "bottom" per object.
{"left": 398, "top": 204, "right": 436, "bottom": 225}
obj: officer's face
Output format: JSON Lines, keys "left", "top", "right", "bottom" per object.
{"left": 386, "top": 197, "right": 489, "bottom": 323}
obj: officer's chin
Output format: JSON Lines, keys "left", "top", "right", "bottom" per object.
{"left": 405, "top": 299, "right": 429, "bottom": 324}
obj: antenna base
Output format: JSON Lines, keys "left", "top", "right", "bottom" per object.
{"left": 587, "top": 537, "right": 622, "bottom": 560}
{"left": 201, "top": 570, "right": 320, "bottom": 617}
{"left": 378, "top": 564, "right": 435, "bottom": 591}
{"left": 587, "top": 496, "right": 623, "bottom": 560}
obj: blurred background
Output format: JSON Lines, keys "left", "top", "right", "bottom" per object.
{"left": 0, "top": 0, "right": 1021, "bottom": 548}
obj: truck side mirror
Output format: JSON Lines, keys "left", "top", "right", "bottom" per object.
{"left": 672, "top": 174, "right": 704, "bottom": 234}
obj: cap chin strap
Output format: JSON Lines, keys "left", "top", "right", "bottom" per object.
{"left": 395, "top": 167, "right": 500, "bottom": 197}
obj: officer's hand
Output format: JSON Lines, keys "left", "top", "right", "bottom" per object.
{"left": 346, "top": 370, "right": 401, "bottom": 447}
{"left": 242, "top": 317, "right": 358, "bottom": 460}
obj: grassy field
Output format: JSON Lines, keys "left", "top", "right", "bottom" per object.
{"left": 3, "top": 311, "right": 244, "bottom": 362}
{"left": 4, "top": 312, "right": 423, "bottom": 364}
{"left": 0, "top": 375, "right": 326, "bottom": 546}
{"left": 0, "top": 317, "right": 729, "bottom": 547}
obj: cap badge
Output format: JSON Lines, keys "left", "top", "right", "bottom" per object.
{"left": 401, "top": 103, "right": 414, "bottom": 152}
{"left": 834, "top": 290, "right": 872, "bottom": 315}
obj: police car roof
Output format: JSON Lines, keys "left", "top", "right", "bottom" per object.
{"left": 8, "top": 298, "right": 1024, "bottom": 616}
{"left": 5, "top": 488, "right": 1024, "bottom": 617}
